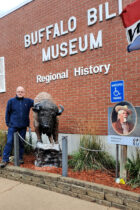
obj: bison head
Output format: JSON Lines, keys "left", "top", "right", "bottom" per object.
{"left": 32, "top": 100, "right": 64, "bottom": 135}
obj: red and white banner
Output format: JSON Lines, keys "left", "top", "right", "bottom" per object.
{"left": 121, "top": 0, "right": 140, "bottom": 52}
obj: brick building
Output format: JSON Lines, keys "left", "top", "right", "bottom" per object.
{"left": 0, "top": 0, "right": 139, "bottom": 143}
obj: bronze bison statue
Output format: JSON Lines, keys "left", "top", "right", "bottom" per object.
{"left": 33, "top": 92, "right": 64, "bottom": 144}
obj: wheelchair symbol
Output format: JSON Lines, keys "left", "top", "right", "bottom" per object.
{"left": 113, "top": 88, "right": 120, "bottom": 97}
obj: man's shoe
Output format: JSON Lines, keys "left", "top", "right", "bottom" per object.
{"left": 0, "top": 162, "right": 8, "bottom": 168}
{"left": 19, "top": 159, "right": 24, "bottom": 164}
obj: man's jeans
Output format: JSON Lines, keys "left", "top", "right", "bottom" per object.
{"left": 3, "top": 127, "right": 26, "bottom": 162}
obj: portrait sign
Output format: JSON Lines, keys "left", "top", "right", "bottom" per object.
{"left": 108, "top": 101, "right": 140, "bottom": 147}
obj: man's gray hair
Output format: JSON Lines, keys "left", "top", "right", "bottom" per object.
{"left": 117, "top": 109, "right": 128, "bottom": 120}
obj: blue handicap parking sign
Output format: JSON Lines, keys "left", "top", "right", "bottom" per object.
{"left": 110, "top": 81, "right": 124, "bottom": 103}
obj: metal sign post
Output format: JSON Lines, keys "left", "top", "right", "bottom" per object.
{"left": 62, "top": 136, "right": 68, "bottom": 177}
{"left": 120, "top": 145, "right": 127, "bottom": 180}
{"left": 14, "top": 132, "right": 20, "bottom": 166}
{"left": 116, "top": 144, "right": 119, "bottom": 179}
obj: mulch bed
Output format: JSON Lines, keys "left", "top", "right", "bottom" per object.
{"left": 17, "top": 154, "right": 140, "bottom": 194}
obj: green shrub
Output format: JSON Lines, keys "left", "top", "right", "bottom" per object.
{"left": 68, "top": 135, "right": 116, "bottom": 171}
{"left": 24, "top": 139, "right": 34, "bottom": 155}
{"left": 125, "top": 148, "right": 140, "bottom": 188}
{"left": 0, "top": 130, "right": 7, "bottom": 156}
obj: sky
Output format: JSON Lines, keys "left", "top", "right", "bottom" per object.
{"left": 0, "top": 0, "right": 26, "bottom": 13}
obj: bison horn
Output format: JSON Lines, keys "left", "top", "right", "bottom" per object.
{"left": 32, "top": 103, "right": 42, "bottom": 112}
{"left": 57, "top": 105, "right": 64, "bottom": 115}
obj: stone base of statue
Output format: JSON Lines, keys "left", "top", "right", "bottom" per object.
{"left": 34, "top": 142, "right": 62, "bottom": 167}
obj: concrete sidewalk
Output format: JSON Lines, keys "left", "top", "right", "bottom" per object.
{"left": 0, "top": 177, "right": 118, "bottom": 210}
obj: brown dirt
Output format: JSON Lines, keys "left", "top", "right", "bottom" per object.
{"left": 18, "top": 155, "right": 140, "bottom": 194}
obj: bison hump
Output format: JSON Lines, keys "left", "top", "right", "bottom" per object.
{"left": 34, "top": 92, "right": 53, "bottom": 104}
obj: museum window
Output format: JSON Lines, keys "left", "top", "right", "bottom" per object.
{"left": 0, "top": 0, "right": 34, "bottom": 18}
{"left": 0, "top": 57, "right": 6, "bottom": 93}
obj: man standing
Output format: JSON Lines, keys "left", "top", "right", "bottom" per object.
{"left": 112, "top": 105, "right": 134, "bottom": 135}
{"left": 0, "top": 86, "right": 33, "bottom": 168}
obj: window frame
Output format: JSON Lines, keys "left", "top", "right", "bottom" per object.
{"left": 0, "top": 57, "right": 6, "bottom": 93}
{"left": 0, "top": 0, "right": 34, "bottom": 18}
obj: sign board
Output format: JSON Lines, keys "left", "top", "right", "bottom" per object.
{"left": 108, "top": 135, "right": 140, "bottom": 147}
{"left": 110, "top": 80, "right": 124, "bottom": 103}
{"left": 108, "top": 102, "right": 140, "bottom": 147}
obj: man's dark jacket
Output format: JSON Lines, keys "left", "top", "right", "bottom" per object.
{"left": 5, "top": 96, "right": 34, "bottom": 128}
